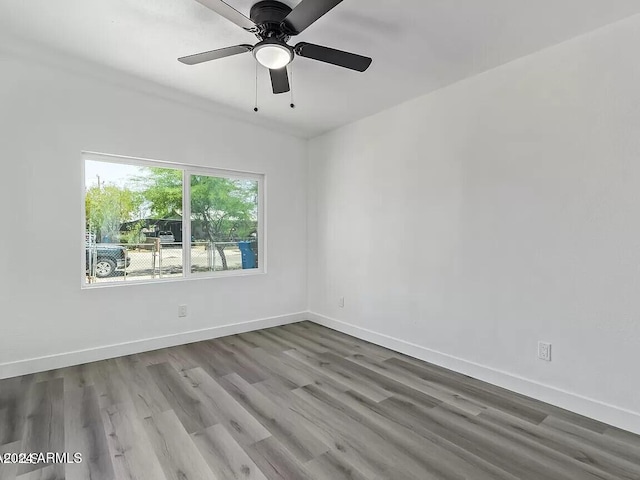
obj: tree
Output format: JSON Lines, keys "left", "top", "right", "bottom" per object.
{"left": 138, "top": 168, "right": 258, "bottom": 270}
{"left": 135, "top": 168, "right": 183, "bottom": 219}
{"left": 85, "top": 184, "right": 142, "bottom": 242}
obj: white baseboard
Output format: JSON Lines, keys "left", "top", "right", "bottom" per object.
{"left": 0, "top": 312, "right": 307, "bottom": 380}
{"left": 4, "top": 309, "right": 639, "bottom": 435}
{"left": 308, "top": 311, "right": 640, "bottom": 435}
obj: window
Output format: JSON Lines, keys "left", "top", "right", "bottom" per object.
{"left": 83, "top": 153, "right": 263, "bottom": 286}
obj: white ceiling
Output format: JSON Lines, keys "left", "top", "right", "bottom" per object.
{"left": 2, "top": 1, "right": 640, "bottom": 137}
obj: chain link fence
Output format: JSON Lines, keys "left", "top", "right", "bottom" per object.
{"left": 86, "top": 241, "right": 254, "bottom": 284}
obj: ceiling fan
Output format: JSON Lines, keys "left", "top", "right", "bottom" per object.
{"left": 179, "top": 0, "right": 372, "bottom": 95}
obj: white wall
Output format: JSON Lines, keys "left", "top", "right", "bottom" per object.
{"left": 0, "top": 44, "right": 307, "bottom": 377}
{"left": 308, "top": 15, "right": 640, "bottom": 433}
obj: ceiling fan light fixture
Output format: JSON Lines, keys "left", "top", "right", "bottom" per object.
{"left": 253, "top": 40, "right": 293, "bottom": 69}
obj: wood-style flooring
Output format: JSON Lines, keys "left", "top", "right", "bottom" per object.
{"left": 1, "top": 321, "right": 639, "bottom": 480}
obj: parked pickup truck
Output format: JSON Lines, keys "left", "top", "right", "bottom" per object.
{"left": 86, "top": 244, "right": 131, "bottom": 278}
{"left": 145, "top": 231, "right": 175, "bottom": 244}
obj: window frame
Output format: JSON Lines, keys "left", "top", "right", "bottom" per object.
{"left": 81, "top": 151, "right": 266, "bottom": 289}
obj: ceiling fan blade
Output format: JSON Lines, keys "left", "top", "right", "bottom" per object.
{"left": 270, "top": 68, "right": 290, "bottom": 94}
{"left": 295, "top": 42, "right": 372, "bottom": 72}
{"left": 194, "top": 0, "right": 257, "bottom": 31}
{"left": 282, "top": 0, "right": 343, "bottom": 34}
{"left": 178, "top": 44, "right": 253, "bottom": 65}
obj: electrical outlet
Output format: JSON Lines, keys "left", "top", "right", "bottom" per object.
{"left": 338, "top": 296, "right": 345, "bottom": 308}
{"left": 538, "top": 341, "right": 551, "bottom": 362}
{"left": 178, "top": 305, "right": 188, "bottom": 318}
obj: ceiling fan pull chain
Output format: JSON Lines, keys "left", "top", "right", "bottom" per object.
{"left": 254, "top": 61, "right": 259, "bottom": 112}
{"left": 289, "top": 64, "right": 295, "bottom": 109}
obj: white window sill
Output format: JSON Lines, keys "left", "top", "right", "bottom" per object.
{"left": 81, "top": 268, "right": 266, "bottom": 289}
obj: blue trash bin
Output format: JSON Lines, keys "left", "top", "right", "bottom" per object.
{"left": 238, "top": 241, "right": 256, "bottom": 269}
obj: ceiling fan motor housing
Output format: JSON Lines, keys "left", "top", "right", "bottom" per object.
{"left": 250, "top": 0, "right": 293, "bottom": 40}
